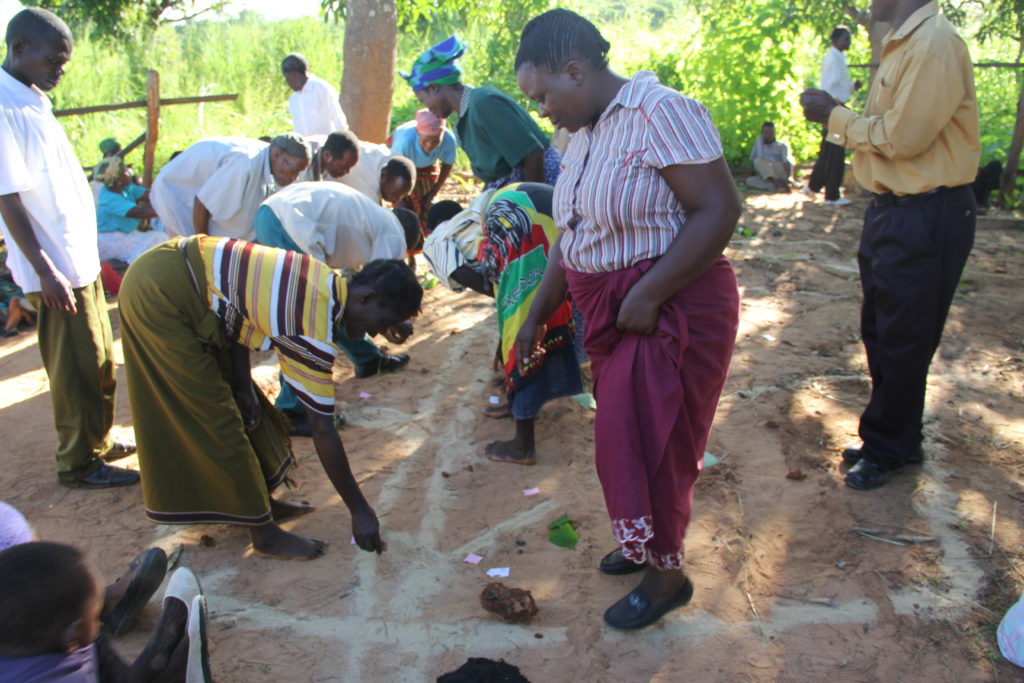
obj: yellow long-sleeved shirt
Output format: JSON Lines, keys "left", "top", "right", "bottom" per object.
{"left": 827, "top": 1, "right": 979, "bottom": 196}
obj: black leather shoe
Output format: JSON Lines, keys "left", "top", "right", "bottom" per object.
{"left": 842, "top": 446, "right": 923, "bottom": 465}
{"left": 604, "top": 578, "right": 694, "bottom": 630}
{"left": 354, "top": 353, "right": 410, "bottom": 379}
{"left": 63, "top": 463, "right": 140, "bottom": 489}
{"left": 599, "top": 548, "right": 646, "bottom": 575}
{"left": 844, "top": 458, "right": 901, "bottom": 490}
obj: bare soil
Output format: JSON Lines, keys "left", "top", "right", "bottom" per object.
{"left": 2, "top": 191, "right": 1023, "bottom": 682}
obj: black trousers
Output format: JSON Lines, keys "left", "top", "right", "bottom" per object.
{"left": 857, "top": 185, "right": 976, "bottom": 468}
{"left": 808, "top": 129, "right": 845, "bottom": 201}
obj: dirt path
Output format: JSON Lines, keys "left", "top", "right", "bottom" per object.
{"left": 1, "top": 193, "right": 1022, "bottom": 681}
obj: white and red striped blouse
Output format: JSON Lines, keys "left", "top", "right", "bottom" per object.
{"left": 553, "top": 71, "right": 723, "bottom": 274}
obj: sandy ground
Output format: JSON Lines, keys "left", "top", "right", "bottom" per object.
{"left": 2, "top": 191, "right": 1024, "bottom": 682}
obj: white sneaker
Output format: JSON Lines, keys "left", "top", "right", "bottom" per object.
{"left": 823, "top": 197, "right": 852, "bottom": 206}
{"left": 799, "top": 186, "right": 815, "bottom": 198}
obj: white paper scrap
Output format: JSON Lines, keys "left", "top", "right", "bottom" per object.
{"left": 523, "top": 487, "right": 540, "bottom": 496}
{"left": 488, "top": 395, "right": 501, "bottom": 405}
{"left": 486, "top": 567, "right": 510, "bottom": 578}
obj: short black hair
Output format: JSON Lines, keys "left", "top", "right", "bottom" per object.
{"left": 426, "top": 200, "right": 463, "bottom": 233}
{"left": 762, "top": 121, "right": 774, "bottom": 129}
{"left": 324, "top": 130, "right": 359, "bottom": 157}
{"left": 515, "top": 9, "right": 610, "bottom": 73}
{"left": 830, "top": 26, "right": 851, "bottom": 43}
{"left": 350, "top": 259, "right": 423, "bottom": 320}
{"left": 5, "top": 8, "right": 71, "bottom": 47}
{"left": 0, "top": 542, "right": 97, "bottom": 657}
{"left": 392, "top": 208, "right": 423, "bottom": 251}
{"left": 281, "top": 52, "right": 309, "bottom": 74}
{"left": 383, "top": 156, "right": 415, "bottom": 184}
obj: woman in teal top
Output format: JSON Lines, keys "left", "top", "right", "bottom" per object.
{"left": 94, "top": 156, "right": 166, "bottom": 264}
{"left": 403, "top": 35, "right": 561, "bottom": 190}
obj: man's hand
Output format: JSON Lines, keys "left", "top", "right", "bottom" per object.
{"left": 382, "top": 320, "right": 413, "bottom": 344}
{"left": 351, "top": 504, "right": 386, "bottom": 554}
{"left": 800, "top": 88, "right": 838, "bottom": 124}
{"left": 616, "top": 285, "right": 660, "bottom": 335}
{"left": 513, "top": 319, "right": 547, "bottom": 375}
{"left": 233, "top": 383, "right": 261, "bottom": 432}
{"left": 40, "top": 270, "right": 77, "bottom": 313}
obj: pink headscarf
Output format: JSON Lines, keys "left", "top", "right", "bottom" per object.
{"left": 415, "top": 108, "right": 445, "bottom": 136}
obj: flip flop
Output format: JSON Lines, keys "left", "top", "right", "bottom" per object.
{"left": 186, "top": 594, "right": 212, "bottom": 683}
{"left": 102, "top": 547, "right": 168, "bottom": 637}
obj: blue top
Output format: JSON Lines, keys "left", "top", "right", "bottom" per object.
{"left": 96, "top": 183, "right": 146, "bottom": 233}
{"left": 390, "top": 121, "right": 457, "bottom": 169}
{"left": 0, "top": 643, "right": 99, "bottom": 682}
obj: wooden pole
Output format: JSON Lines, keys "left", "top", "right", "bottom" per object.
{"left": 52, "top": 93, "right": 237, "bottom": 118}
{"left": 143, "top": 70, "right": 159, "bottom": 187}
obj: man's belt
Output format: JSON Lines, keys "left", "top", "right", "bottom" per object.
{"left": 871, "top": 185, "right": 964, "bottom": 208}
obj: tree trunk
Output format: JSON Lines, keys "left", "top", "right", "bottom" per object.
{"left": 1002, "top": 79, "right": 1024, "bottom": 197}
{"left": 340, "top": 0, "right": 397, "bottom": 144}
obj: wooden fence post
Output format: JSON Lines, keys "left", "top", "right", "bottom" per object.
{"left": 143, "top": 70, "right": 160, "bottom": 187}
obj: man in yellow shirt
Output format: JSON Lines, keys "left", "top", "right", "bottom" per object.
{"left": 800, "top": 0, "right": 979, "bottom": 490}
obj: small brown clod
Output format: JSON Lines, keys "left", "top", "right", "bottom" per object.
{"left": 785, "top": 468, "right": 808, "bottom": 481}
{"left": 441, "top": 471, "right": 450, "bottom": 478}
{"left": 199, "top": 534, "right": 216, "bottom": 547}
{"left": 480, "top": 582, "right": 538, "bottom": 623}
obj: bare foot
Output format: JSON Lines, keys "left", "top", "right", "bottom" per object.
{"left": 251, "top": 522, "right": 328, "bottom": 560}
{"left": 485, "top": 439, "right": 537, "bottom": 466}
{"left": 270, "top": 498, "right": 316, "bottom": 520}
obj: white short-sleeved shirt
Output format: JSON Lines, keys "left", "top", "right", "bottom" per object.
{"left": 0, "top": 68, "right": 100, "bottom": 293}
{"left": 150, "top": 137, "right": 274, "bottom": 241}
{"left": 821, "top": 46, "right": 855, "bottom": 104}
{"left": 554, "top": 71, "right": 723, "bottom": 274}
{"left": 339, "top": 141, "right": 394, "bottom": 204}
{"left": 261, "top": 181, "right": 404, "bottom": 270}
{"left": 288, "top": 74, "right": 348, "bottom": 137}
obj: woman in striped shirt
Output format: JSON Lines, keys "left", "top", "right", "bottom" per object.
{"left": 118, "top": 236, "right": 421, "bottom": 560}
{"left": 514, "top": 10, "right": 742, "bottom": 629}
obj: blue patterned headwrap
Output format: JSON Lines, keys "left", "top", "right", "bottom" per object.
{"left": 401, "top": 35, "right": 467, "bottom": 92}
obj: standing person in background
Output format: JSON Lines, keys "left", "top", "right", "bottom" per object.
{"left": 404, "top": 35, "right": 561, "bottom": 190}
{"left": 390, "top": 109, "right": 457, "bottom": 234}
{"left": 514, "top": 9, "right": 741, "bottom": 630}
{"left": 801, "top": 0, "right": 979, "bottom": 490}
{"left": 0, "top": 8, "right": 138, "bottom": 489}
{"left": 803, "top": 26, "right": 861, "bottom": 206}
{"left": 282, "top": 52, "right": 348, "bottom": 137}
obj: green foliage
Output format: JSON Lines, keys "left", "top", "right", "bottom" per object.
{"left": 24, "top": 0, "right": 226, "bottom": 38}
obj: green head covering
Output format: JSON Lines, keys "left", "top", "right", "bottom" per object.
{"left": 99, "top": 138, "right": 121, "bottom": 157}
{"left": 401, "top": 35, "right": 467, "bottom": 92}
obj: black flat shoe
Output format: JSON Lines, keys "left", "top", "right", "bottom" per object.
{"left": 599, "top": 548, "right": 646, "bottom": 575}
{"left": 354, "top": 353, "right": 410, "bottom": 379}
{"left": 102, "top": 547, "right": 168, "bottom": 637}
{"left": 63, "top": 463, "right": 140, "bottom": 489}
{"left": 844, "top": 458, "right": 901, "bottom": 490}
{"left": 603, "top": 578, "right": 694, "bottom": 630}
{"left": 842, "top": 446, "right": 923, "bottom": 465}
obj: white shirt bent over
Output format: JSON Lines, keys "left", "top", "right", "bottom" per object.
{"left": 288, "top": 74, "right": 348, "bottom": 137}
{"left": 260, "top": 181, "right": 405, "bottom": 270}
{"left": 0, "top": 68, "right": 100, "bottom": 293}
{"left": 150, "top": 136, "right": 276, "bottom": 242}
{"left": 339, "top": 141, "right": 396, "bottom": 205}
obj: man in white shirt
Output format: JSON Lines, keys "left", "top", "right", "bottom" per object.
{"left": 804, "top": 26, "right": 861, "bottom": 205}
{"left": 0, "top": 8, "right": 138, "bottom": 488}
{"left": 252, "top": 182, "right": 421, "bottom": 433}
{"left": 746, "top": 122, "right": 794, "bottom": 192}
{"left": 340, "top": 140, "right": 416, "bottom": 206}
{"left": 282, "top": 53, "right": 348, "bottom": 137}
{"left": 150, "top": 134, "right": 310, "bottom": 241}
{"left": 299, "top": 130, "right": 360, "bottom": 183}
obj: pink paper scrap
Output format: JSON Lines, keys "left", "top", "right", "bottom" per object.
{"left": 523, "top": 487, "right": 541, "bottom": 496}
{"left": 359, "top": 392, "right": 373, "bottom": 399}
{"left": 464, "top": 553, "right": 483, "bottom": 564}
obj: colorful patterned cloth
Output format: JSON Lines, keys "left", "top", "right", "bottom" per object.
{"left": 402, "top": 35, "right": 466, "bottom": 92}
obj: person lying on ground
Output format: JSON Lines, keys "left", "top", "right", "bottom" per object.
{"left": 404, "top": 35, "right": 561, "bottom": 190}
{"left": 253, "top": 181, "right": 423, "bottom": 434}
{"left": 0, "top": 541, "right": 211, "bottom": 682}
{"left": 118, "top": 236, "right": 421, "bottom": 560}
{"left": 746, "top": 121, "right": 794, "bottom": 193}
{"left": 390, "top": 109, "right": 456, "bottom": 233}
{"left": 282, "top": 52, "right": 348, "bottom": 137}
{"left": 445, "top": 183, "right": 583, "bottom": 466}
{"left": 149, "top": 134, "right": 309, "bottom": 241}
{"left": 93, "top": 156, "right": 167, "bottom": 266}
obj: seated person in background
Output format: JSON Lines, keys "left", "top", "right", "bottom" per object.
{"left": 89, "top": 138, "right": 122, "bottom": 203}
{"left": 340, "top": 139, "right": 415, "bottom": 206}
{"left": 93, "top": 156, "right": 167, "bottom": 265}
{"left": 253, "top": 182, "right": 422, "bottom": 433}
{"left": 746, "top": 122, "right": 793, "bottom": 192}
{"left": 149, "top": 134, "right": 309, "bottom": 241}
{"left": 301, "top": 130, "right": 360, "bottom": 182}
{"left": 390, "top": 109, "right": 456, "bottom": 233}
{"left": 0, "top": 248, "right": 36, "bottom": 335}
{"left": 282, "top": 52, "right": 348, "bottom": 137}
{"left": 0, "top": 541, "right": 211, "bottom": 682}
{"left": 427, "top": 183, "right": 582, "bottom": 466}
{"left": 119, "top": 237, "right": 421, "bottom": 560}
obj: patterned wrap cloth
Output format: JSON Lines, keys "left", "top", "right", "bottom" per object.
{"left": 402, "top": 35, "right": 467, "bottom": 92}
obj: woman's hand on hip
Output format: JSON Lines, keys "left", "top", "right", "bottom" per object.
{"left": 616, "top": 286, "right": 659, "bottom": 335}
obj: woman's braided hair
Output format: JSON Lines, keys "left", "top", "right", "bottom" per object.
{"left": 515, "top": 9, "right": 611, "bottom": 73}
